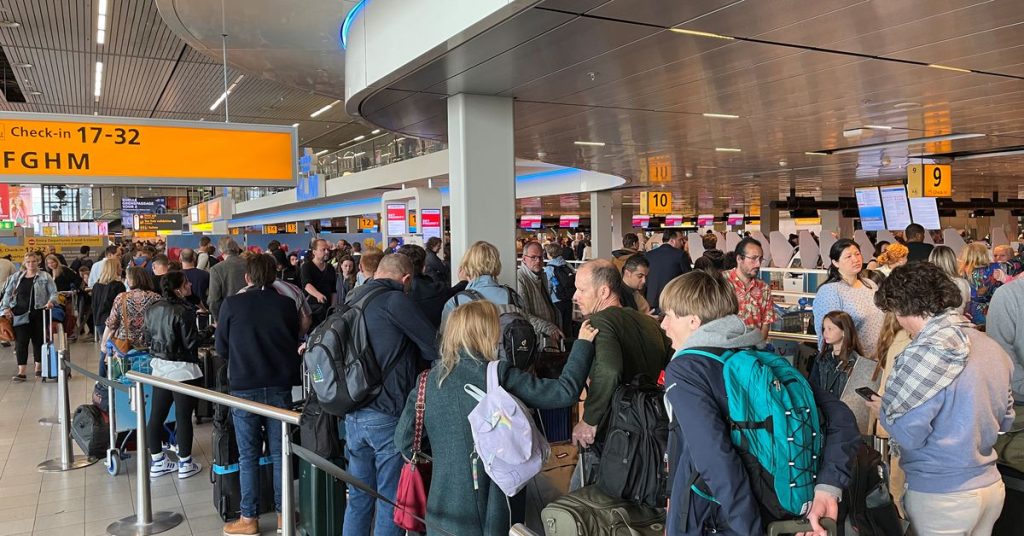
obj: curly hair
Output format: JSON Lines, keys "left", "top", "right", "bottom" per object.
{"left": 874, "top": 262, "right": 962, "bottom": 317}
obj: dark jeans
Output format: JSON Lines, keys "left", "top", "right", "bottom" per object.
{"left": 343, "top": 408, "right": 402, "bottom": 536}
{"left": 231, "top": 387, "right": 292, "bottom": 518}
{"left": 147, "top": 379, "right": 200, "bottom": 458}
{"left": 13, "top": 309, "right": 44, "bottom": 367}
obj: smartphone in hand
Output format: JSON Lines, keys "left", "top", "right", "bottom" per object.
{"left": 855, "top": 386, "right": 880, "bottom": 401}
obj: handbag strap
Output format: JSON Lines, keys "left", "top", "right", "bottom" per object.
{"left": 412, "top": 370, "right": 428, "bottom": 458}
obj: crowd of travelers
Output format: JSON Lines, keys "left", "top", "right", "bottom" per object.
{"left": 1, "top": 222, "right": 1021, "bottom": 536}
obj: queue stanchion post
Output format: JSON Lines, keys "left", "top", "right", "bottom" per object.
{"left": 38, "top": 309, "right": 59, "bottom": 425}
{"left": 106, "top": 380, "right": 183, "bottom": 536}
{"left": 281, "top": 420, "right": 294, "bottom": 536}
{"left": 104, "top": 345, "right": 121, "bottom": 475}
{"left": 37, "top": 325, "right": 98, "bottom": 472}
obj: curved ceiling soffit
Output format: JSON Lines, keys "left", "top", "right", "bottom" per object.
{"left": 153, "top": 0, "right": 351, "bottom": 102}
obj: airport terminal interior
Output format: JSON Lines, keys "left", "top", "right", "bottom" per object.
{"left": 1, "top": 0, "right": 1024, "bottom": 535}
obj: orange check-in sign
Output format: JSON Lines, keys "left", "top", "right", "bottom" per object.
{"left": 0, "top": 112, "right": 297, "bottom": 186}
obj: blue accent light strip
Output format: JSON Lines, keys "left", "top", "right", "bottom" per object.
{"left": 516, "top": 167, "right": 579, "bottom": 182}
{"left": 229, "top": 196, "right": 382, "bottom": 226}
{"left": 341, "top": 0, "right": 369, "bottom": 50}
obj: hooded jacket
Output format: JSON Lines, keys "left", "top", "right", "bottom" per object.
{"left": 664, "top": 315, "right": 860, "bottom": 535}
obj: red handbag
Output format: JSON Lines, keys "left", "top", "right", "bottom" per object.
{"left": 394, "top": 370, "right": 432, "bottom": 532}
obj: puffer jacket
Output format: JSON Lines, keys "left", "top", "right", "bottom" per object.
{"left": 143, "top": 297, "right": 199, "bottom": 363}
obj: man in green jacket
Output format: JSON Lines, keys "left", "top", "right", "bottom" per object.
{"left": 571, "top": 259, "right": 673, "bottom": 448}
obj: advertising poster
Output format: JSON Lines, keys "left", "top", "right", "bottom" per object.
{"left": 386, "top": 204, "right": 407, "bottom": 236}
{"left": 9, "top": 186, "right": 32, "bottom": 226}
{"left": 0, "top": 184, "right": 9, "bottom": 220}
{"left": 421, "top": 209, "right": 442, "bottom": 240}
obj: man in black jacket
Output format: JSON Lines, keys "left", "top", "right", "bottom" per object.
{"left": 645, "top": 229, "right": 692, "bottom": 313}
{"left": 217, "top": 255, "right": 301, "bottom": 536}
{"left": 397, "top": 243, "right": 450, "bottom": 328}
{"left": 904, "top": 223, "right": 934, "bottom": 263}
{"left": 343, "top": 254, "right": 439, "bottom": 536}
{"left": 424, "top": 236, "right": 448, "bottom": 284}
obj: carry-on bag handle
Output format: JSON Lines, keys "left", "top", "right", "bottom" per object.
{"left": 767, "top": 518, "right": 837, "bottom": 536}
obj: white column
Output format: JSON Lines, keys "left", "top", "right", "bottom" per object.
{"left": 448, "top": 94, "right": 516, "bottom": 287}
{"left": 590, "top": 191, "right": 612, "bottom": 260}
{"left": 612, "top": 204, "right": 631, "bottom": 250}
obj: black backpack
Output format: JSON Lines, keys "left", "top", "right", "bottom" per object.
{"left": 551, "top": 264, "right": 577, "bottom": 302}
{"left": 596, "top": 375, "right": 670, "bottom": 509}
{"left": 303, "top": 286, "right": 393, "bottom": 417}
{"left": 845, "top": 443, "right": 903, "bottom": 535}
{"left": 456, "top": 287, "right": 538, "bottom": 370}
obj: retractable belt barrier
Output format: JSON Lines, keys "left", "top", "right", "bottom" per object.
{"left": 36, "top": 324, "right": 100, "bottom": 473}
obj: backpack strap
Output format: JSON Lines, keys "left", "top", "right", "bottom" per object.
{"left": 454, "top": 288, "right": 486, "bottom": 307}
{"left": 485, "top": 360, "right": 500, "bottom": 393}
{"left": 677, "top": 348, "right": 734, "bottom": 364}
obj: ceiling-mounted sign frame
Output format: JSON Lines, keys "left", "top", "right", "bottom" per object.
{"left": 0, "top": 111, "right": 297, "bottom": 186}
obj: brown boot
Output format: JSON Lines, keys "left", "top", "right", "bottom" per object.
{"left": 277, "top": 513, "right": 283, "bottom": 534}
{"left": 223, "top": 516, "right": 259, "bottom": 536}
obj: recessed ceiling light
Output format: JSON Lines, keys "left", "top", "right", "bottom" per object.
{"left": 0, "top": 21, "right": 21, "bottom": 28}
{"left": 371, "top": 129, "right": 381, "bottom": 135}
{"left": 315, "top": 149, "right": 328, "bottom": 156}
{"left": 702, "top": 113, "right": 739, "bottom": 119}
{"left": 715, "top": 147, "right": 742, "bottom": 152}
{"left": 354, "top": 152, "right": 366, "bottom": 157}
{"left": 894, "top": 102, "right": 921, "bottom": 109}
{"left": 668, "top": 28, "right": 733, "bottom": 40}
{"left": 928, "top": 63, "right": 972, "bottom": 74}
{"left": 574, "top": 141, "right": 605, "bottom": 147}
{"left": 352, "top": 135, "right": 365, "bottom": 142}
{"left": 310, "top": 99, "right": 341, "bottom": 118}
{"left": 14, "top": 62, "right": 31, "bottom": 68}
{"left": 864, "top": 125, "right": 894, "bottom": 130}
{"left": 27, "top": 91, "right": 41, "bottom": 96}
{"left": 805, "top": 152, "right": 828, "bottom": 156}
{"left": 291, "top": 123, "right": 299, "bottom": 128}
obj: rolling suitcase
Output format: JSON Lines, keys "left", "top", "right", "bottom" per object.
{"left": 194, "top": 347, "right": 220, "bottom": 423}
{"left": 211, "top": 422, "right": 276, "bottom": 521}
{"left": 297, "top": 457, "right": 346, "bottom": 536}
{"left": 40, "top": 308, "right": 59, "bottom": 381}
{"left": 71, "top": 404, "right": 109, "bottom": 458}
{"left": 541, "top": 485, "right": 665, "bottom": 536}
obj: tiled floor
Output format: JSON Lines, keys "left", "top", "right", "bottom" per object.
{"left": 0, "top": 340, "right": 282, "bottom": 536}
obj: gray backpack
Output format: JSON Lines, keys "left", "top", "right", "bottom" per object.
{"left": 455, "top": 287, "right": 539, "bottom": 370}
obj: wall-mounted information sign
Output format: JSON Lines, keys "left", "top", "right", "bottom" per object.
{"left": 386, "top": 204, "right": 407, "bottom": 236}
{"left": 519, "top": 215, "right": 542, "bottom": 230}
{"left": 727, "top": 213, "right": 745, "bottom": 226}
{"left": 421, "top": 209, "right": 442, "bottom": 240}
{"left": 135, "top": 213, "right": 183, "bottom": 232}
{"left": 0, "top": 112, "right": 296, "bottom": 186}
{"left": 697, "top": 214, "right": 715, "bottom": 227}
{"left": 664, "top": 214, "right": 683, "bottom": 227}
{"left": 559, "top": 214, "right": 580, "bottom": 228}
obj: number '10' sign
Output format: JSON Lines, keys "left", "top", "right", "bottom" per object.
{"left": 640, "top": 191, "right": 673, "bottom": 215}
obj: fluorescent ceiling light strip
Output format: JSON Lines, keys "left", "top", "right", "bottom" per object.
{"left": 93, "top": 61, "right": 103, "bottom": 100}
{"left": 310, "top": 100, "right": 341, "bottom": 118}
{"left": 209, "top": 75, "right": 244, "bottom": 111}
{"left": 291, "top": 123, "right": 299, "bottom": 128}
{"left": 669, "top": 28, "right": 734, "bottom": 40}
{"left": 956, "top": 148, "right": 1024, "bottom": 161}
{"left": 715, "top": 147, "right": 742, "bottom": 152}
{"left": 371, "top": 129, "right": 380, "bottom": 134}
{"left": 864, "top": 125, "right": 893, "bottom": 130}
{"left": 928, "top": 64, "right": 972, "bottom": 73}
{"left": 98, "top": 0, "right": 107, "bottom": 14}
{"left": 574, "top": 141, "right": 605, "bottom": 147}
{"left": 828, "top": 133, "right": 985, "bottom": 155}
{"left": 805, "top": 152, "right": 828, "bottom": 156}
{"left": 703, "top": 113, "right": 739, "bottom": 119}
{"left": 352, "top": 135, "right": 365, "bottom": 141}
{"left": 314, "top": 149, "right": 328, "bottom": 156}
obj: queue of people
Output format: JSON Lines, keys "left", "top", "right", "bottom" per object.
{"left": 3, "top": 226, "right": 1021, "bottom": 536}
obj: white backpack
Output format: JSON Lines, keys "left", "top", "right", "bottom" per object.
{"left": 464, "top": 360, "right": 549, "bottom": 496}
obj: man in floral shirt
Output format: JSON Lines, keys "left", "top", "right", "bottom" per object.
{"left": 724, "top": 237, "right": 776, "bottom": 339}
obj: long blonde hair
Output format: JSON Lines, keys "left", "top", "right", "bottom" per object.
{"left": 872, "top": 312, "right": 903, "bottom": 381}
{"left": 959, "top": 242, "right": 991, "bottom": 277}
{"left": 438, "top": 300, "right": 500, "bottom": 384}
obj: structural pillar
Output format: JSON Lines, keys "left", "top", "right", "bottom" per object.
{"left": 759, "top": 204, "right": 779, "bottom": 236}
{"left": 612, "top": 204, "right": 631, "bottom": 250}
{"left": 590, "top": 191, "right": 613, "bottom": 260}
{"left": 448, "top": 94, "right": 516, "bottom": 287}
{"left": 820, "top": 210, "right": 852, "bottom": 240}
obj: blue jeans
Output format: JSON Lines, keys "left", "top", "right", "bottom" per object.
{"left": 343, "top": 408, "right": 402, "bottom": 536}
{"left": 231, "top": 387, "right": 292, "bottom": 518}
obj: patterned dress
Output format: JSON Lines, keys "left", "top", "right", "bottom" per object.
{"left": 106, "top": 289, "right": 161, "bottom": 345}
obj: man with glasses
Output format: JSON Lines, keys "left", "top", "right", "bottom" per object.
{"left": 517, "top": 241, "right": 563, "bottom": 348}
{"left": 724, "top": 237, "right": 776, "bottom": 339}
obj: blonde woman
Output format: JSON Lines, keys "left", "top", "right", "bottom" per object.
{"left": 871, "top": 313, "right": 913, "bottom": 515}
{"left": 959, "top": 242, "right": 1003, "bottom": 325}
{"left": 395, "top": 300, "right": 597, "bottom": 536}
{"left": 928, "top": 246, "right": 970, "bottom": 314}
{"left": 0, "top": 252, "right": 58, "bottom": 381}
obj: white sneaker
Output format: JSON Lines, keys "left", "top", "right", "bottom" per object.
{"left": 177, "top": 459, "right": 201, "bottom": 479}
{"left": 150, "top": 457, "right": 177, "bottom": 479}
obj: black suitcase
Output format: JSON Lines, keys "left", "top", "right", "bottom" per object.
{"left": 211, "top": 424, "right": 276, "bottom": 521}
{"left": 71, "top": 404, "right": 108, "bottom": 458}
{"left": 297, "top": 457, "right": 346, "bottom": 536}
{"left": 195, "top": 347, "right": 222, "bottom": 423}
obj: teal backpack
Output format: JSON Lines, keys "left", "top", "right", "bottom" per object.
{"left": 682, "top": 348, "right": 823, "bottom": 519}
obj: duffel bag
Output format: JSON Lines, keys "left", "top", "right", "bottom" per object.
{"left": 71, "top": 404, "right": 109, "bottom": 458}
{"left": 541, "top": 485, "right": 665, "bottom": 536}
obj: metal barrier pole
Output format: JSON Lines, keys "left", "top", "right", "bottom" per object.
{"left": 281, "top": 421, "right": 294, "bottom": 536}
{"left": 107, "top": 381, "right": 183, "bottom": 536}
{"left": 37, "top": 334, "right": 98, "bottom": 472}
{"left": 106, "top": 349, "right": 118, "bottom": 468}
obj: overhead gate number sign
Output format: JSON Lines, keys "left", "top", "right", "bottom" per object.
{"left": 906, "top": 164, "right": 952, "bottom": 198}
{"left": 640, "top": 191, "right": 673, "bottom": 215}
{"left": 0, "top": 112, "right": 297, "bottom": 186}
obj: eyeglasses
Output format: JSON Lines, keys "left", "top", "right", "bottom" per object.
{"left": 523, "top": 255, "right": 542, "bottom": 261}
{"left": 740, "top": 255, "right": 763, "bottom": 262}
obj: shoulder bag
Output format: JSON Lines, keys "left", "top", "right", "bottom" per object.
{"left": 111, "top": 296, "right": 134, "bottom": 354}
{"left": 393, "top": 370, "right": 432, "bottom": 532}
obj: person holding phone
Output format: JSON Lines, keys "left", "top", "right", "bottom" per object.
{"left": 809, "top": 310, "right": 880, "bottom": 435}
